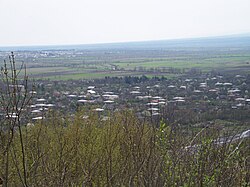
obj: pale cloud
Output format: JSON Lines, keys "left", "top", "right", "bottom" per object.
{"left": 0, "top": 0, "right": 250, "bottom": 46}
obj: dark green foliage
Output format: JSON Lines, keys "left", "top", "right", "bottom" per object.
{"left": 0, "top": 111, "right": 249, "bottom": 186}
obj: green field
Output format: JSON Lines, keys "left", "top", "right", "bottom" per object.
{"left": 8, "top": 48, "right": 250, "bottom": 80}
{"left": 114, "top": 56, "right": 250, "bottom": 70}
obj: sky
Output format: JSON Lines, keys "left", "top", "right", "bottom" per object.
{"left": 0, "top": 0, "right": 250, "bottom": 46}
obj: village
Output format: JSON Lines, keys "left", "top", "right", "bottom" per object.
{"left": 27, "top": 71, "right": 250, "bottom": 130}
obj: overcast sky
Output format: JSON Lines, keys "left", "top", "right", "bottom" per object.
{"left": 0, "top": 0, "right": 250, "bottom": 46}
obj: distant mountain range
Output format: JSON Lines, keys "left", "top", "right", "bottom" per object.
{"left": 1, "top": 33, "right": 250, "bottom": 51}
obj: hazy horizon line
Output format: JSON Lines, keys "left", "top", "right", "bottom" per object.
{"left": 1, "top": 32, "right": 250, "bottom": 49}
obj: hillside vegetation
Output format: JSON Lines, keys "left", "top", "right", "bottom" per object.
{"left": 0, "top": 110, "right": 249, "bottom": 186}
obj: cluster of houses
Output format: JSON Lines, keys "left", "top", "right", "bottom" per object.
{"left": 25, "top": 73, "right": 250, "bottom": 124}
{"left": 0, "top": 70, "right": 249, "bottom": 125}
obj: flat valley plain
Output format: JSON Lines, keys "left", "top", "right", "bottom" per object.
{"left": 0, "top": 35, "right": 250, "bottom": 80}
